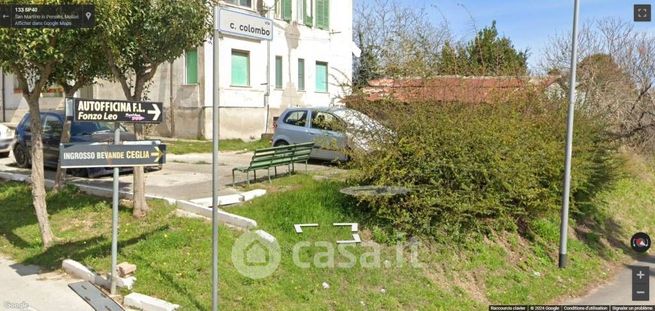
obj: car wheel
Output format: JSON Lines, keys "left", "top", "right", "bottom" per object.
{"left": 274, "top": 140, "right": 289, "bottom": 147}
{"left": 13, "top": 144, "right": 30, "bottom": 168}
{"left": 0, "top": 152, "right": 8, "bottom": 158}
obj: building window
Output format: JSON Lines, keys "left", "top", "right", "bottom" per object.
{"left": 297, "top": 0, "right": 304, "bottom": 24}
{"left": 225, "top": 0, "right": 252, "bottom": 9}
{"left": 304, "top": 0, "right": 313, "bottom": 27}
{"left": 185, "top": 49, "right": 198, "bottom": 85}
{"left": 231, "top": 50, "right": 250, "bottom": 87}
{"left": 298, "top": 59, "right": 305, "bottom": 91}
{"left": 283, "top": 0, "right": 292, "bottom": 21}
{"left": 274, "top": 0, "right": 282, "bottom": 19}
{"left": 275, "top": 56, "right": 283, "bottom": 89}
{"left": 275, "top": 0, "right": 292, "bottom": 21}
{"left": 315, "top": 0, "right": 329, "bottom": 30}
{"left": 315, "top": 61, "right": 328, "bottom": 93}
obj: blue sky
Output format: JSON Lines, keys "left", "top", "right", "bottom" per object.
{"left": 371, "top": 0, "right": 655, "bottom": 70}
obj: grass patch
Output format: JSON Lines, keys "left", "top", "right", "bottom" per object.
{"left": 164, "top": 138, "right": 271, "bottom": 154}
{"left": 0, "top": 184, "right": 241, "bottom": 309}
{"left": 223, "top": 158, "right": 655, "bottom": 308}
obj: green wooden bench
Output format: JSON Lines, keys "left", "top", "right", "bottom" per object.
{"left": 232, "top": 142, "right": 314, "bottom": 186}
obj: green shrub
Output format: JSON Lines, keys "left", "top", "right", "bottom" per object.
{"left": 347, "top": 94, "right": 616, "bottom": 241}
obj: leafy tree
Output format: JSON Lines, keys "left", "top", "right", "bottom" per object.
{"left": 51, "top": 24, "right": 111, "bottom": 192}
{"left": 439, "top": 21, "right": 528, "bottom": 76}
{"left": 353, "top": 31, "right": 381, "bottom": 89}
{"left": 438, "top": 42, "right": 468, "bottom": 75}
{"left": 0, "top": 0, "right": 87, "bottom": 247}
{"left": 464, "top": 21, "right": 528, "bottom": 76}
{"left": 100, "top": 0, "right": 212, "bottom": 217}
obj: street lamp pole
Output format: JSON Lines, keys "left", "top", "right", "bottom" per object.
{"left": 559, "top": 0, "right": 581, "bottom": 269}
{"left": 212, "top": 5, "right": 220, "bottom": 310}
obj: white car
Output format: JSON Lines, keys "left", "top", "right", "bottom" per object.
{"left": 0, "top": 124, "right": 14, "bottom": 158}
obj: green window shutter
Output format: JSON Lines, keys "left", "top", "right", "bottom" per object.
{"left": 316, "top": 0, "right": 329, "bottom": 29}
{"left": 315, "top": 0, "right": 324, "bottom": 29}
{"left": 185, "top": 49, "right": 198, "bottom": 84}
{"left": 231, "top": 51, "right": 249, "bottom": 86}
{"left": 282, "top": 0, "right": 292, "bottom": 21}
{"left": 324, "top": 0, "right": 329, "bottom": 30}
{"left": 275, "top": 56, "right": 283, "bottom": 89}
{"left": 304, "top": 0, "right": 313, "bottom": 27}
{"left": 298, "top": 59, "right": 305, "bottom": 91}
{"left": 315, "top": 62, "right": 328, "bottom": 92}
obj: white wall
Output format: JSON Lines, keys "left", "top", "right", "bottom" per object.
{"left": 1, "top": 73, "right": 65, "bottom": 125}
{"left": 204, "top": 0, "right": 354, "bottom": 139}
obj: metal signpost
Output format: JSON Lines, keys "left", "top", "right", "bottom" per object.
{"left": 559, "top": 0, "right": 580, "bottom": 269}
{"left": 0, "top": 4, "right": 95, "bottom": 29}
{"left": 212, "top": 6, "right": 274, "bottom": 310}
{"left": 64, "top": 98, "right": 165, "bottom": 294}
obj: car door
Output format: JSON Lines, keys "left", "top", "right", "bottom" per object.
{"left": 21, "top": 114, "right": 33, "bottom": 149}
{"left": 42, "top": 114, "right": 63, "bottom": 167}
{"left": 308, "top": 111, "right": 348, "bottom": 161}
{"left": 278, "top": 109, "right": 311, "bottom": 144}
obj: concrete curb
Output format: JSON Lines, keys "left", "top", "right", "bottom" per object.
{"left": 176, "top": 200, "right": 257, "bottom": 229}
{"left": 255, "top": 230, "right": 277, "bottom": 245}
{"left": 62, "top": 259, "right": 135, "bottom": 290}
{"left": 0, "top": 171, "right": 259, "bottom": 230}
{"left": 189, "top": 189, "right": 267, "bottom": 207}
{"left": 124, "top": 293, "right": 179, "bottom": 311}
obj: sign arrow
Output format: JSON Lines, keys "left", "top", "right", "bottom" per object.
{"left": 147, "top": 104, "right": 161, "bottom": 121}
{"left": 150, "top": 146, "right": 164, "bottom": 163}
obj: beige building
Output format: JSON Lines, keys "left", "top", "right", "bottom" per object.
{"left": 0, "top": 0, "right": 356, "bottom": 140}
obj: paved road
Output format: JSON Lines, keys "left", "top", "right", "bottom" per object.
{"left": 0, "top": 257, "right": 92, "bottom": 311}
{"left": 566, "top": 256, "right": 655, "bottom": 305}
{"left": 0, "top": 151, "right": 339, "bottom": 201}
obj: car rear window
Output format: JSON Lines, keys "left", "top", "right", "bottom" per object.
{"left": 283, "top": 110, "right": 308, "bottom": 127}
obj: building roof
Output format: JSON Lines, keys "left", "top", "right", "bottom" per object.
{"left": 361, "top": 76, "right": 559, "bottom": 104}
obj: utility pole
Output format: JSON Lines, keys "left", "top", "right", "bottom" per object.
{"left": 211, "top": 5, "right": 220, "bottom": 310}
{"left": 559, "top": 0, "right": 580, "bottom": 269}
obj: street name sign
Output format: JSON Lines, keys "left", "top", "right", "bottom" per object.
{"left": 59, "top": 142, "right": 166, "bottom": 168}
{"left": 0, "top": 5, "right": 95, "bottom": 29}
{"left": 67, "top": 98, "right": 163, "bottom": 124}
{"left": 217, "top": 7, "right": 273, "bottom": 41}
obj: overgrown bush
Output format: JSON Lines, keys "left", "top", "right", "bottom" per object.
{"left": 346, "top": 92, "right": 617, "bottom": 241}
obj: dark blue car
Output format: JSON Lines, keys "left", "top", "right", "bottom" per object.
{"left": 14, "top": 111, "right": 137, "bottom": 178}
